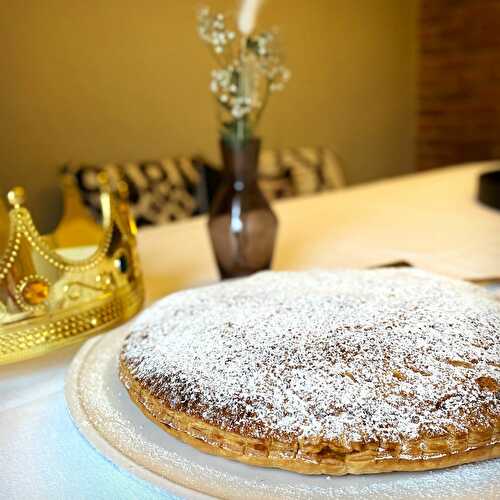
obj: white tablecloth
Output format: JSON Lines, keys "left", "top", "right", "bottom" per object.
{"left": 1, "top": 162, "right": 499, "bottom": 499}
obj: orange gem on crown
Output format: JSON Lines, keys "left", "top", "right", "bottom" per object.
{"left": 22, "top": 279, "right": 50, "bottom": 305}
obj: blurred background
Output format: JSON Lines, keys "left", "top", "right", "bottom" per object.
{"left": 0, "top": 0, "right": 498, "bottom": 231}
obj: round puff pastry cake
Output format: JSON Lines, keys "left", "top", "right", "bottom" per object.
{"left": 119, "top": 269, "right": 500, "bottom": 475}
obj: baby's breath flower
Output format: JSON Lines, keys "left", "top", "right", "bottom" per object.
{"left": 198, "top": 6, "right": 290, "bottom": 142}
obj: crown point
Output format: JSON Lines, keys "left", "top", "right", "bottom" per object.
{"left": 7, "top": 187, "right": 26, "bottom": 207}
{"left": 61, "top": 171, "right": 75, "bottom": 187}
{"left": 117, "top": 180, "right": 129, "bottom": 200}
{"left": 97, "top": 171, "right": 109, "bottom": 186}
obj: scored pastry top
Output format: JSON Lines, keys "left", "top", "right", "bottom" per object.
{"left": 121, "top": 269, "right": 499, "bottom": 447}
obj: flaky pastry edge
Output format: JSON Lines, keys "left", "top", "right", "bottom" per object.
{"left": 120, "top": 361, "right": 499, "bottom": 475}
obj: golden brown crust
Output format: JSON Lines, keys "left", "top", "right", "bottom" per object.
{"left": 120, "top": 360, "right": 500, "bottom": 475}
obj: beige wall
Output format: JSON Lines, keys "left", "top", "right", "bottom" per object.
{"left": 0, "top": 0, "right": 417, "bottom": 231}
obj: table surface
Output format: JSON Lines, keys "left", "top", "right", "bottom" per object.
{"left": 1, "top": 162, "right": 499, "bottom": 500}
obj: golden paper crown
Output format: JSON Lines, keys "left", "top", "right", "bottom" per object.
{"left": 0, "top": 174, "right": 144, "bottom": 365}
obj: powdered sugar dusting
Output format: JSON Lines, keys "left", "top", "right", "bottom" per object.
{"left": 121, "top": 269, "right": 500, "bottom": 445}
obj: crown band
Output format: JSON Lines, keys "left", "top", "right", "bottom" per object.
{"left": 0, "top": 280, "right": 143, "bottom": 365}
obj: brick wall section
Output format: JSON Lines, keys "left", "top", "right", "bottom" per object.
{"left": 418, "top": 0, "right": 500, "bottom": 170}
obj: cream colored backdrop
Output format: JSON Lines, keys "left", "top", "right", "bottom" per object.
{"left": 0, "top": 0, "right": 417, "bottom": 230}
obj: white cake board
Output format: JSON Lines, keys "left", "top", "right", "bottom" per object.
{"left": 65, "top": 326, "right": 499, "bottom": 500}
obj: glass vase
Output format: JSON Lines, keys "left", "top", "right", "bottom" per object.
{"left": 208, "top": 138, "right": 278, "bottom": 279}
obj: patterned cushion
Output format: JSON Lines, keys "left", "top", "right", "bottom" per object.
{"left": 200, "top": 146, "right": 346, "bottom": 203}
{"left": 63, "top": 158, "right": 211, "bottom": 227}
{"left": 258, "top": 147, "right": 346, "bottom": 201}
{"left": 64, "top": 147, "right": 346, "bottom": 227}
